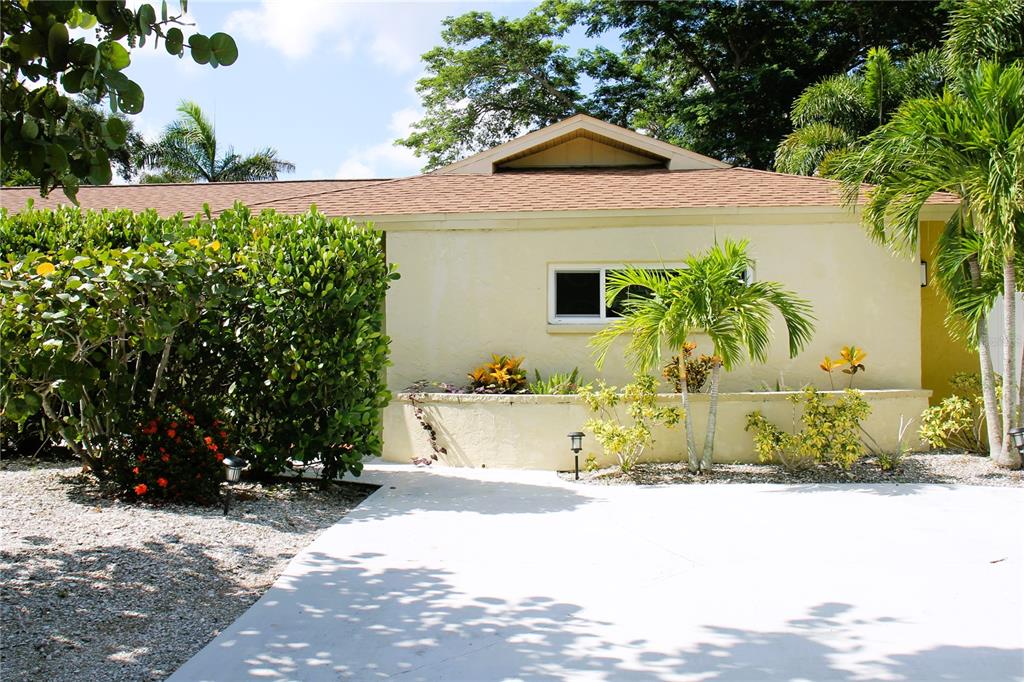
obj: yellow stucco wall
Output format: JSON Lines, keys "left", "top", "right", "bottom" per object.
{"left": 383, "top": 212, "right": 923, "bottom": 393}
{"left": 383, "top": 390, "right": 931, "bottom": 468}
{"left": 919, "top": 220, "right": 979, "bottom": 404}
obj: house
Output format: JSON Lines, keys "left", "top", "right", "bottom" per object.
{"left": 1, "top": 115, "right": 966, "bottom": 469}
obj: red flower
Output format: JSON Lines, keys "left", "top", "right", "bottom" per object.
{"left": 170, "top": 421, "right": 178, "bottom": 429}
{"left": 137, "top": 454, "right": 146, "bottom": 463}
{"left": 167, "top": 429, "right": 176, "bottom": 438}
{"left": 219, "top": 431, "right": 228, "bottom": 439}
{"left": 142, "top": 420, "right": 158, "bottom": 435}
{"left": 132, "top": 466, "right": 139, "bottom": 475}
{"left": 157, "top": 477, "right": 168, "bottom": 488}
{"left": 215, "top": 453, "right": 224, "bottom": 462}
{"left": 134, "top": 484, "right": 148, "bottom": 496}
{"left": 203, "top": 436, "right": 213, "bottom": 445}
{"left": 160, "top": 454, "right": 170, "bottom": 463}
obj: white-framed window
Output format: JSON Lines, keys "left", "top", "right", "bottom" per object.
{"left": 547, "top": 263, "right": 755, "bottom": 325}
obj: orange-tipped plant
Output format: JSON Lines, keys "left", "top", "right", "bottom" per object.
{"left": 467, "top": 354, "right": 527, "bottom": 393}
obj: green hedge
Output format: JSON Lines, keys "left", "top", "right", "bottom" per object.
{"left": 1, "top": 203, "right": 397, "bottom": 492}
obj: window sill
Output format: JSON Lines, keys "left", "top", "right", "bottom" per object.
{"left": 546, "top": 323, "right": 606, "bottom": 335}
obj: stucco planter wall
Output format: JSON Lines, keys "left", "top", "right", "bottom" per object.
{"left": 382, "top": 389, "right": 931, "bottom": 470}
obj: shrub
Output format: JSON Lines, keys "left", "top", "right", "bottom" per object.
{"left": 530, "top": 368, "right": 583, "bottom": 394}
{"left": 662, "top": 342, "right": 714, "bottom": 393}
{"left": 745, "top": 387, "right": 871, "bottom": 470}
{"left": 578, "top": 375, "right": 680, "bottom": 473}
{"left": 106, "top": 406, "right": 230, "bottom": 504}
{"left": 0, "top": 204, "right": 396, "bottom": 486}
{"left": 467, "top": 354, "right": 528, "bottom": 393}
{"left": 0, "top": 240, "right": 236, "bottom": 471}
{"left": 918, "top": 372, "right": 990, "bottom": 453}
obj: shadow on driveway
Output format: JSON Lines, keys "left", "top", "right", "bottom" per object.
{"left": 186, "top": 553, "right": 1024, "bottom": 681}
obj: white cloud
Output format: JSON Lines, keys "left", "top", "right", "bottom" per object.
{"left": 227, "top": 0, "right": 454, "bottom": 72}
{"left": 334, "top": 107, "right": 422, "bottom": 178}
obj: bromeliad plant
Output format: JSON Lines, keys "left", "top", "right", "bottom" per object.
{"left": 467, "top": 354, "right": 528, "bottom": 393}
{"left": 578, "top": 374, "right": 680, "bottom": 473}
{"left": 530, "top": 368, "right": 583, "bottom": 395}
{"left": 591, "top": 239, "right": 815, "bottom": 473}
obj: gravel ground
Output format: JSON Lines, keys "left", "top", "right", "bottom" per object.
{"left": 0, "top": 458, "right": 376, "bottom": 682}
{"left": 561, "top": 451, "right": 1024, "bottom": 487}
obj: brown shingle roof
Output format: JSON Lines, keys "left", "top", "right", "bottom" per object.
{"left": 0, "top": 178, "right": 388, "bottom": 218}
{"left": 0, "top": 168, "right": 958, "bottom": 219}
{"left": 227, "top": 167, "right": 961, "bottom": 216}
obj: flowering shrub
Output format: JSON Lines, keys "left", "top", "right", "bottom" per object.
{"left": 107, "top": 407, "right": 232, "bottom": 504}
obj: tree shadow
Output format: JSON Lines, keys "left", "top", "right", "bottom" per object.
{"left": 1, "top": 539, "right": 261, "bottom": 681}
{"left": 174, "top": 556, "right": 1024, "bottom": 681}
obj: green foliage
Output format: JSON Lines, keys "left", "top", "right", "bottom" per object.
{"left": 1, "top": 1, "right": 237, "bottom": 199}
{"left": 662, "top": 342, "right": 714, "bottom": 393}
{"left": 0, "top": 204, "right": 397, "bottom": 485}
{"left": 775, "top": 48, "right": 945, "bottom": 175}
{"left": 106, "top": 406, "right": 229, "bottom": 504}
{"left": 745, "top": 388, "right": 872, "bottom": 471}
{"left": 467, "top": 354, "right": 528, "bottom": 393}
{"left": 943, "top": 0, "right": 1024, "bottom": 76}
{"left": 0, "top": 238, "right": 237, "bottom": 470}
{"left": 530, "top": 368, "right": 583, "bottom": 395}
{"left": 400, "top": 0, "right": 948, "bottom": 170}
{"left": 919, "top": 373, "right": 991, "bottom": 454}
{"left": 578, "top": 374, "right": 680, "bottom": 473}
{"left": 591, "top": 238, "right": 814, "bottom": 472}
{"left": 140, "top": 100, "right": 295, "bottom": 183}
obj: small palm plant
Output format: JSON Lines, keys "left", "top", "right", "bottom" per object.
{"left": 591, "top": 239, "right": 815, "bottom": 473}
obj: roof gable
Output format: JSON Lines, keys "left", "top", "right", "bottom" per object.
{"left": 436, "top": 114, "right": 730, "bottom": 174}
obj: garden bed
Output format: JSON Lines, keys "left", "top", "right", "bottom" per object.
{"left": 0, "top": 458, "right": 375, "bottom": 682}
{"left": 384, "top": 389, "right": 931, "bottom": 469}
{"left": 559, "top": 451, "right": 1024, "bottom": 487}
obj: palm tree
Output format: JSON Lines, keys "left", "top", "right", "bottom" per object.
{"left": 591, "top": 240, "right": 815, "bottom": 473}
{"left": 140, "top": 100, "right": 295, "bottom": 183}
{"left": 774, "top": 48, "right": 944, "bottom": 175}
{"left": 823, "top": 61, "right": 1024, "bottom": 468}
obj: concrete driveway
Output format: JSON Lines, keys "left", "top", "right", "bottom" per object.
{"left": 171, "top": 464, "right": 1024, "bottom": 681}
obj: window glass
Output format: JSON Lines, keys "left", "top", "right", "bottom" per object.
{"left": 554, "top": 271, "right": 600, "bottom": 316}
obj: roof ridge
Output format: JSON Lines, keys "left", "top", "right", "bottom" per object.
{"left": 241, "top": 176, "right": 409, "bottom": 212}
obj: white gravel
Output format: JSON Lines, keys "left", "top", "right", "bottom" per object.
{"left": 0, "top": 459, "right": 375, "bottom": 682}
{"left": 562, "top": 451, "right": 1024, "bottom": 487}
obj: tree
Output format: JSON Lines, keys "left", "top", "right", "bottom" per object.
{"left": 824, "top": 62, "right": 1024, "bottom": 468}
{"left": 774, "top": 48, "right": 945, "bottom": 175}
{"left": 591, "top": 240, "right": 814, "bottom": 473}
{"left": 140, "top": 100, "right": 295, "bottom": 183}
{"left": 2, "top": 100, "right": 146, "bottom": 186}
{"left": 399, "top": 0, "right": 948, "bottom": 171}
{"left": 1, "top": 0, "right": 237, "bottom": 200}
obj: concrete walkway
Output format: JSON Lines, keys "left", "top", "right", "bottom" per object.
{"left": 171, "top": 464, "right": 1024, "bottom": 681}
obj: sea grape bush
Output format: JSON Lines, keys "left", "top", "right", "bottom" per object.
{"left": 0, "top": 204, "right": 397, "bottom": 497}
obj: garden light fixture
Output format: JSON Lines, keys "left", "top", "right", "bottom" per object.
{"left": 1009, "top": 427, "right": 1024, "bottom": 458}
{"left": 568, "top": 432, "right": 585, "bottom": 480}
{"left": 222, "top": 454, "right": 247, "bottom": 515}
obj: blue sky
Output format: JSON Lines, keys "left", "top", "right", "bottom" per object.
{"left": 120, "top": 1, "right": 611, "bottom": 181}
